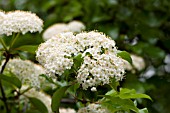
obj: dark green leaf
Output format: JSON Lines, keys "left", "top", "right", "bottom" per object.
{"left": 40, "top": 74, "right": 55, "bottom": 84}
{"left": 28, "top": 97, "right": 48, "bottom": 113}
{"left": 117, "top": 51, "right": 132, "bottom": 64}
{"left": 73, "top": 54, "right": 83, "bottom": 69}
{"left": 14, "top": 45, "right": 38, "bottom": 54}
{"left": 26, "top": 110, "right": 41, "bottom": 113}
{"left": 68, "top": 83, "right": 80, "bottom": 96}
{"left": 51, "top": 86, "right": 69, "bottom": 112}
{"left": 109, "top": 78, "right": 120, "bottom": 90}
{"left": 0, "top": 74, "right": 21, "bottom": 88}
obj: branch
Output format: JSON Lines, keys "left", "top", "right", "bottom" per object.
{"left": 0, "top": 53, "right": 11, "bottom": 112}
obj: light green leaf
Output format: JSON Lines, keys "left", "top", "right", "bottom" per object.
{"left": 105, "top": 89, "right": 117, "bottom": 96}
{"left": 14, "top": 45, "right": 38, "bottom": 54}
{"left": 117, "top": 51, "right": 132, "bottom": 64}
{"left": 119, "top": 93, "right": 152, "bottom": 100}
{"left": 119, "top": 88, "right": 152, "bottom": 100}
{"left": 0, "top": 74, "right": 21, "bottom": 88}
{"left": 139, "top": 108, "right": 149, "bottom": 113}
{"left": 120, "top": 88, "right": 136, "bottom": 94}
{"left": 29, "top": 97, "right": 48, "bottom": 113}
{"left": 101, "top": 96, "right": 139, "bottom": 113}
{"left": 51, "top": 86, "right": 70, "bottom": 112}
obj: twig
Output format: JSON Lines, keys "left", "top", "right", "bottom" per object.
{"left": 61, "top": 98, "right": 76, "bottom": 103}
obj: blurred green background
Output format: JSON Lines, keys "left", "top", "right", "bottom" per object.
{"left": 1, "top": 0, "right": 170, "bottom": 113}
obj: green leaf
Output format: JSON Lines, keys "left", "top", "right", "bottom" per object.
{"left": 120, "top": 88, "right": 136, "bottom": 94}
{"left": 40, "top": 74, "right": 66, "bottom": 86}
{"left": 139, "top": 108, "right": 149, "bottom": 113}
{"left": 101, "top": 96, "right": 139, "bottom": 113}
{"left": 40, "top": 74, "right": 55, "bottom": 84}
{"left": 119, "top": 93, "right": 152, "bottom": 100}
{"left": 73, "top": 54, "right": 83, "bottom": 69}
{"left": 68, "top": 83, "right": 80, "bottom": 96}
{"left": 14, "top": 45, "right": 38, "bottom": 54}
{"left": 105, "top": 89, "right": 117, "bottom": 97}
{"left": 28, "top": 97, "right": 48, "bottom": 113}
{"left": 51, "top": 86, "right": 70, "bottom": 112}
{"left": 119, "top": 88, "right": 152, "bottom": 100}
{"left": 109, "top": 78, "right": 120, "bottom": 90}
{"left": 117, "top": 51, "right": 132, "bottom": 64}
{"left": 0, "top": 74, "right": 21, "bottom": 88}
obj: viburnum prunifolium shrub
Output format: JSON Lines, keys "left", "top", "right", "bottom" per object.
{"left": 36, "top": 31, "right": 126, "bottom": 91}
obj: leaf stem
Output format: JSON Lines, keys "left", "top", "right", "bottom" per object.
{"left": 0, "top": 37, "right": 8, "bottom": 51}
{"left": 9, "top": 33, "right": 20, "bottom": 50}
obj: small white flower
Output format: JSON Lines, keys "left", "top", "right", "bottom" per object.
{"left": 91, "top": 87, "right": 97, "bottom": 92}
{"left": 59, "top": 108, "right": 76, "bottom": 113}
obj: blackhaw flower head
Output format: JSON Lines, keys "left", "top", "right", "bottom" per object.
{"left": 36, "top": 31, "right": 125, "bottom": 90}
{"left": 4, "top": 59, "right": 45, "bottom": 89}
{"left": 0, "top": 10, "right": 43, "bottom": 36}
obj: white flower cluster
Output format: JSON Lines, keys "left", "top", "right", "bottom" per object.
{"left": 36, "top": 31, "right": 125, "bottom": 90}
{"left": 59, "top": 108, "right": 76, "bottom": 113}
{"left": 0, "top": 11, "right": 5, "bottom": 23}
{"left": 43, "top": 23, "right": 69, "bottom": 41}
{"left": 4, "top": 58, "right": 45, "bottom": 89}
{"left": 0, "top": 10, "right": 43, "bottom": 36}
{"left": 67, "top": 21, "right": 86, "bottom": 33}
{"left": 37, "top": 32, "right": 78, "bottom": 76}
{"left": 43, "top": 20, "right": 85, "bottom": 41}
{"left": 77, "top": 104, "right": 108, "bottom": 113}
{"left": 123, "top": 54, "right": 145, "bottom": 72}
{"left": 76, "top": 32, "right": 125, "bottom": 90}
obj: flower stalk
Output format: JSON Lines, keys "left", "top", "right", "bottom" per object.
{"left": 0, "top": 38, "right": 8, "bottom": 51}
{"left": 9, "top": 33, "right": 20, "bottom": 50}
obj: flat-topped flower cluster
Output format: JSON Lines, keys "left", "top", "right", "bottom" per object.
{"left": 42, "top": 20, "right": 85, "bottom": 41}
{"left": 36, "top": 31, "right": 125, "bottom": 90}
{"left": 4, "top": 58, "right": 45, "bottom": 89}
{"left": 0, "top": 10, "right": 43, "bottom": 36}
